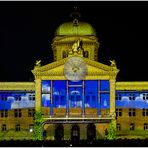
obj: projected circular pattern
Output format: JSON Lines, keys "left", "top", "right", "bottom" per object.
{"left": 64, "top": 57, "right": 87, "bottom": 81}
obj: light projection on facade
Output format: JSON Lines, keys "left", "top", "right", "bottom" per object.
{"left": 41, "top": 80, "right": 110, "bottom": 115}
{"left": 116, "top": 91, "right": 148, "bottom": 109}
{"left": 0, "top": 91, "right": 35, "bottom": 110}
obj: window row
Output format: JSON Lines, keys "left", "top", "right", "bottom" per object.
{"left": 1, "top": 124, "right": 34, "bottom": 132}
{"left": 116, "top": 108, "right": 148, "bottom": 117}
{"left": 116, "top": 123, "right": 148, "bottom": 131}
{"left": 0, "top": 95, "right": 35, "bottom": 101}
{"left": 116, "top": 93, "right": 148, "bottom": 100}
{"left": 0, "top": 109, "right": 35, "bottom": 118}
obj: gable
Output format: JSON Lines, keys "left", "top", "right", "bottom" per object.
{"left": 32, "top": 56, "right": 119, "bottom": 79}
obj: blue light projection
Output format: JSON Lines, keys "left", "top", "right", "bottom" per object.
{"left": 42, "top": 80, "right": 110, "bottom": 110}
{"left": 116, "top": 92, "right": 148, "bottom": 109}
{"left": 85, "top": 80, "right": 98, "bottom": 108}
{"left": 42, "top": 80, "right": 51, "bottom": 108}
{"left": 0, "top": 92, "right": 35, "bottom": 110}
{"left": 53, "top": 80, "right": 66, "bottom": 108}
{"left": 100, "top": 93, "right": 110, "bottom": 109}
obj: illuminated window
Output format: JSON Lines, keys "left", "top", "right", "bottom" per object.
{"left": 129, "top": 94, "right": 135, "bottom": 100}
{"left": 1, "top": 96, "right": 7, "bottom": 101}
{"left": 144, "top": 123, "right": 148, "bottom": 131}
{"left": 116, "top": 94, "right": 122, "bottom": 100}
{"left": 29, "top": 94, "right": 35, "bottom": 101}
{"left": 129, "top": 108, "right": 136, "bottom": 116}
{"left": 143, "top": 94, "right": 148, "bottom": 100}
{"left": 14, "top": 109, "right": 22, "bottom": 118}
{"left": 130, "top": 123, "right": 135, "bottom": 130}
{"left": 1, "top": 124, "right": 6, "bottom": 132}
{"left": 116, "top": 108, "right": 122, "bottom": 117}
{"left": 1, "top": 110, "right": 8, "bottom": 117}
{"left": 29, "top": 124, "right": 34, "bottom": 132}
{"left": 142, "top": 109, "right": 148, "bottom": 116}
{"left": 116, "top": 123, "right": 121, "bottom": 131}
{"left": 15, "top": 95, "right": 21, "bottom": 101}
{"left": 28, "top": 109, "right": 35, "bottom": 117}
{"left": 15, "top": 124, "right": 20, "bottom": 131}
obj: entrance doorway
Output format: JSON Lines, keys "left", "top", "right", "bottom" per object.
{"left": 54, "top": 124, "right": 64, "bottom": 141}
{"left": 87, "top": 123, "right": 96, "bottom": 141}
{"left": 71, "top": 124, "right": 80, "bottom": 142}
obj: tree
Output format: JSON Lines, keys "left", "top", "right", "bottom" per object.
{"left": 107, "top": 120, "right": 116, "bottom": 140}
{"left": 33, "top": 110, "right": 43, "bottom": 140}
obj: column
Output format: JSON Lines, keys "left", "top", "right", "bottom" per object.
{"left": 35, "top": 79, "right": 42, "bottom": 111}
{"left": 82, "top": 80, "right": 85, "bottom": 117}
{"left": 66, "top": 80, "right": 69, "bottom": 117}
{"left": 109, "top": 78, "right": 116, "bottom": 117}
{"left": 98, "top": 80, "right": 101, "bottom": 116}
{"left": 50, "top": 80, "right": 53, "bottom": 117}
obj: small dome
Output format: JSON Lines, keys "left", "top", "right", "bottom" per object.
{"left": 55, "top": 21, "right": 96, "bottom": 36}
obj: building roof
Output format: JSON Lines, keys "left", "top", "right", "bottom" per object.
{"left": 55, "top": 21, "right": 96, "bottom": 36}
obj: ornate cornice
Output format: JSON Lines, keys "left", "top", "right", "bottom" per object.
{"left": 116, "top": 82, "right": 148, "bottom": 91}
{"left": 0, "top": 82, "right": 35, "bottom": 91}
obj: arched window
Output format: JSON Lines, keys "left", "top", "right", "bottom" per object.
{"left": 71, "top": 124, "right": 80, "bottom": 142}
{"left": 63, "top": 51, "right": 67, "bottom": 58}
{"left": 55, "top": 124, "right": 64, "bottom": 141}
{"left": 1, "top": 124, "right": 6, "bottom": 132}
{"left": 84, "top": 51, "right": 89, "bottom": 58}
{"left": 87, "top": 124, "right": 96, "bottom": 140}
{"left": 130, "top": 123, "right": 135, "bottom": 130}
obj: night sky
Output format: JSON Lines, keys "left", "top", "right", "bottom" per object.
{"left": 0, "top": 1, "right": 148, "bottom": 82}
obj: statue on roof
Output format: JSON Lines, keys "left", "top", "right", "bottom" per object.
{"left": 109, "top": 60, "right": 116, "bottom": 67}
{"left": 35, "top": 60, "right": 41, "bottom": 67}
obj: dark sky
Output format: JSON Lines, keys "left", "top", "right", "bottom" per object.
{"left": 0, "top": 1, "right": 148, "bottom": 82}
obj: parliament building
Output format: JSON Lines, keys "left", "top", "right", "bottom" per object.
{"left": 0, "top": 12, "right": 148, "bottom": 141}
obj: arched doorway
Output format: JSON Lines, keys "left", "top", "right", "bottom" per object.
{"left": 55, "top": 124, "right": 64, "bottom": 141}
{"left": 71, "top": 124, "right": 80, "bottom": 142}
{"left": 87, "top": 123, "right": 96, "bottom": 141}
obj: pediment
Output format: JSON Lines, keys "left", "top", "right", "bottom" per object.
{"left": 32, "top": 56, "right": 119, "bottom": 78}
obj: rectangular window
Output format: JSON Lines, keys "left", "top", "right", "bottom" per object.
{"left": 1, "top": 96, "right": 7, "bottom": 101}
{"left": 85, "top": 80, "right": 98, "bottom": 108}
{"left": 116, "top": 123, "right": 121, "bottom": 131}
{"left": 53, "top": 80, "right": 66, "bottom": 108}
{"left": 116, "top": 94, "right": 122, "bottom": 100}
{"left": 15, "top": 124, "right": 20, "bottom": 131}
{"left": 1, "top": 124, "right": 6, "bottom": 132}
{"left": 100, "top": 80, "right": 110, "bottom": 91}
{"left": 144, "top": 123, "right": 148, "bottom": 131}
{"left": 14, "top": 109, "right": 22, "bottom": 118}
{"left": 142, "top": 109, "right": 148, "bottom": 116}
{"left": 29, "top": 95, "right": 35, "bottom": 101}
{"left": 129, "top": 108, "right": 136, "bottom": 116}
{"left": 28, "top": 109, "right": 35, "bottom": 117}
{"left": 129, "top": 94, "right": 135, "bottom": 100}
{"left": 1, "top": 110, "right": 8, "bottom": 117}
{"left": 116, "top": 108, "right": 122, "bottom": 117}
{"left": 143, "top": 93, "right": 148, "bottom": 100}
{"left": 15, "top": 95, "right": 21, "bottom": 101}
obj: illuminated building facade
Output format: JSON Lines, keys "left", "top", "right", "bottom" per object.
{"left": 0, "top": 14, "right": 148, "bottom": 140}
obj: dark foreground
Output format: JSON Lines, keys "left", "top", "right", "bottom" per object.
{"left": 0, "top": 139, "right": 148, "bottom": 147}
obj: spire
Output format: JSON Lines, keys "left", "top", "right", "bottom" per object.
{"left": 70, "top": 6, "right": 81, "bottom": 26}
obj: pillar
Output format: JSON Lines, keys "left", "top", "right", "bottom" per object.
{"left": 109, "top": 78, "right": 116, "bottom": 117}
{"left": 35, "top": 79, "right": 42, "bottom": 111}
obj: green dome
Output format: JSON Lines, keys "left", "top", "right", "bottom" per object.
{"left": 55, "top": 21, "right": 96, "bottom": 36}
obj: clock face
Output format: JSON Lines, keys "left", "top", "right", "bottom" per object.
{"left": 64, "top": 57, "right": 87, "bottom": 81}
